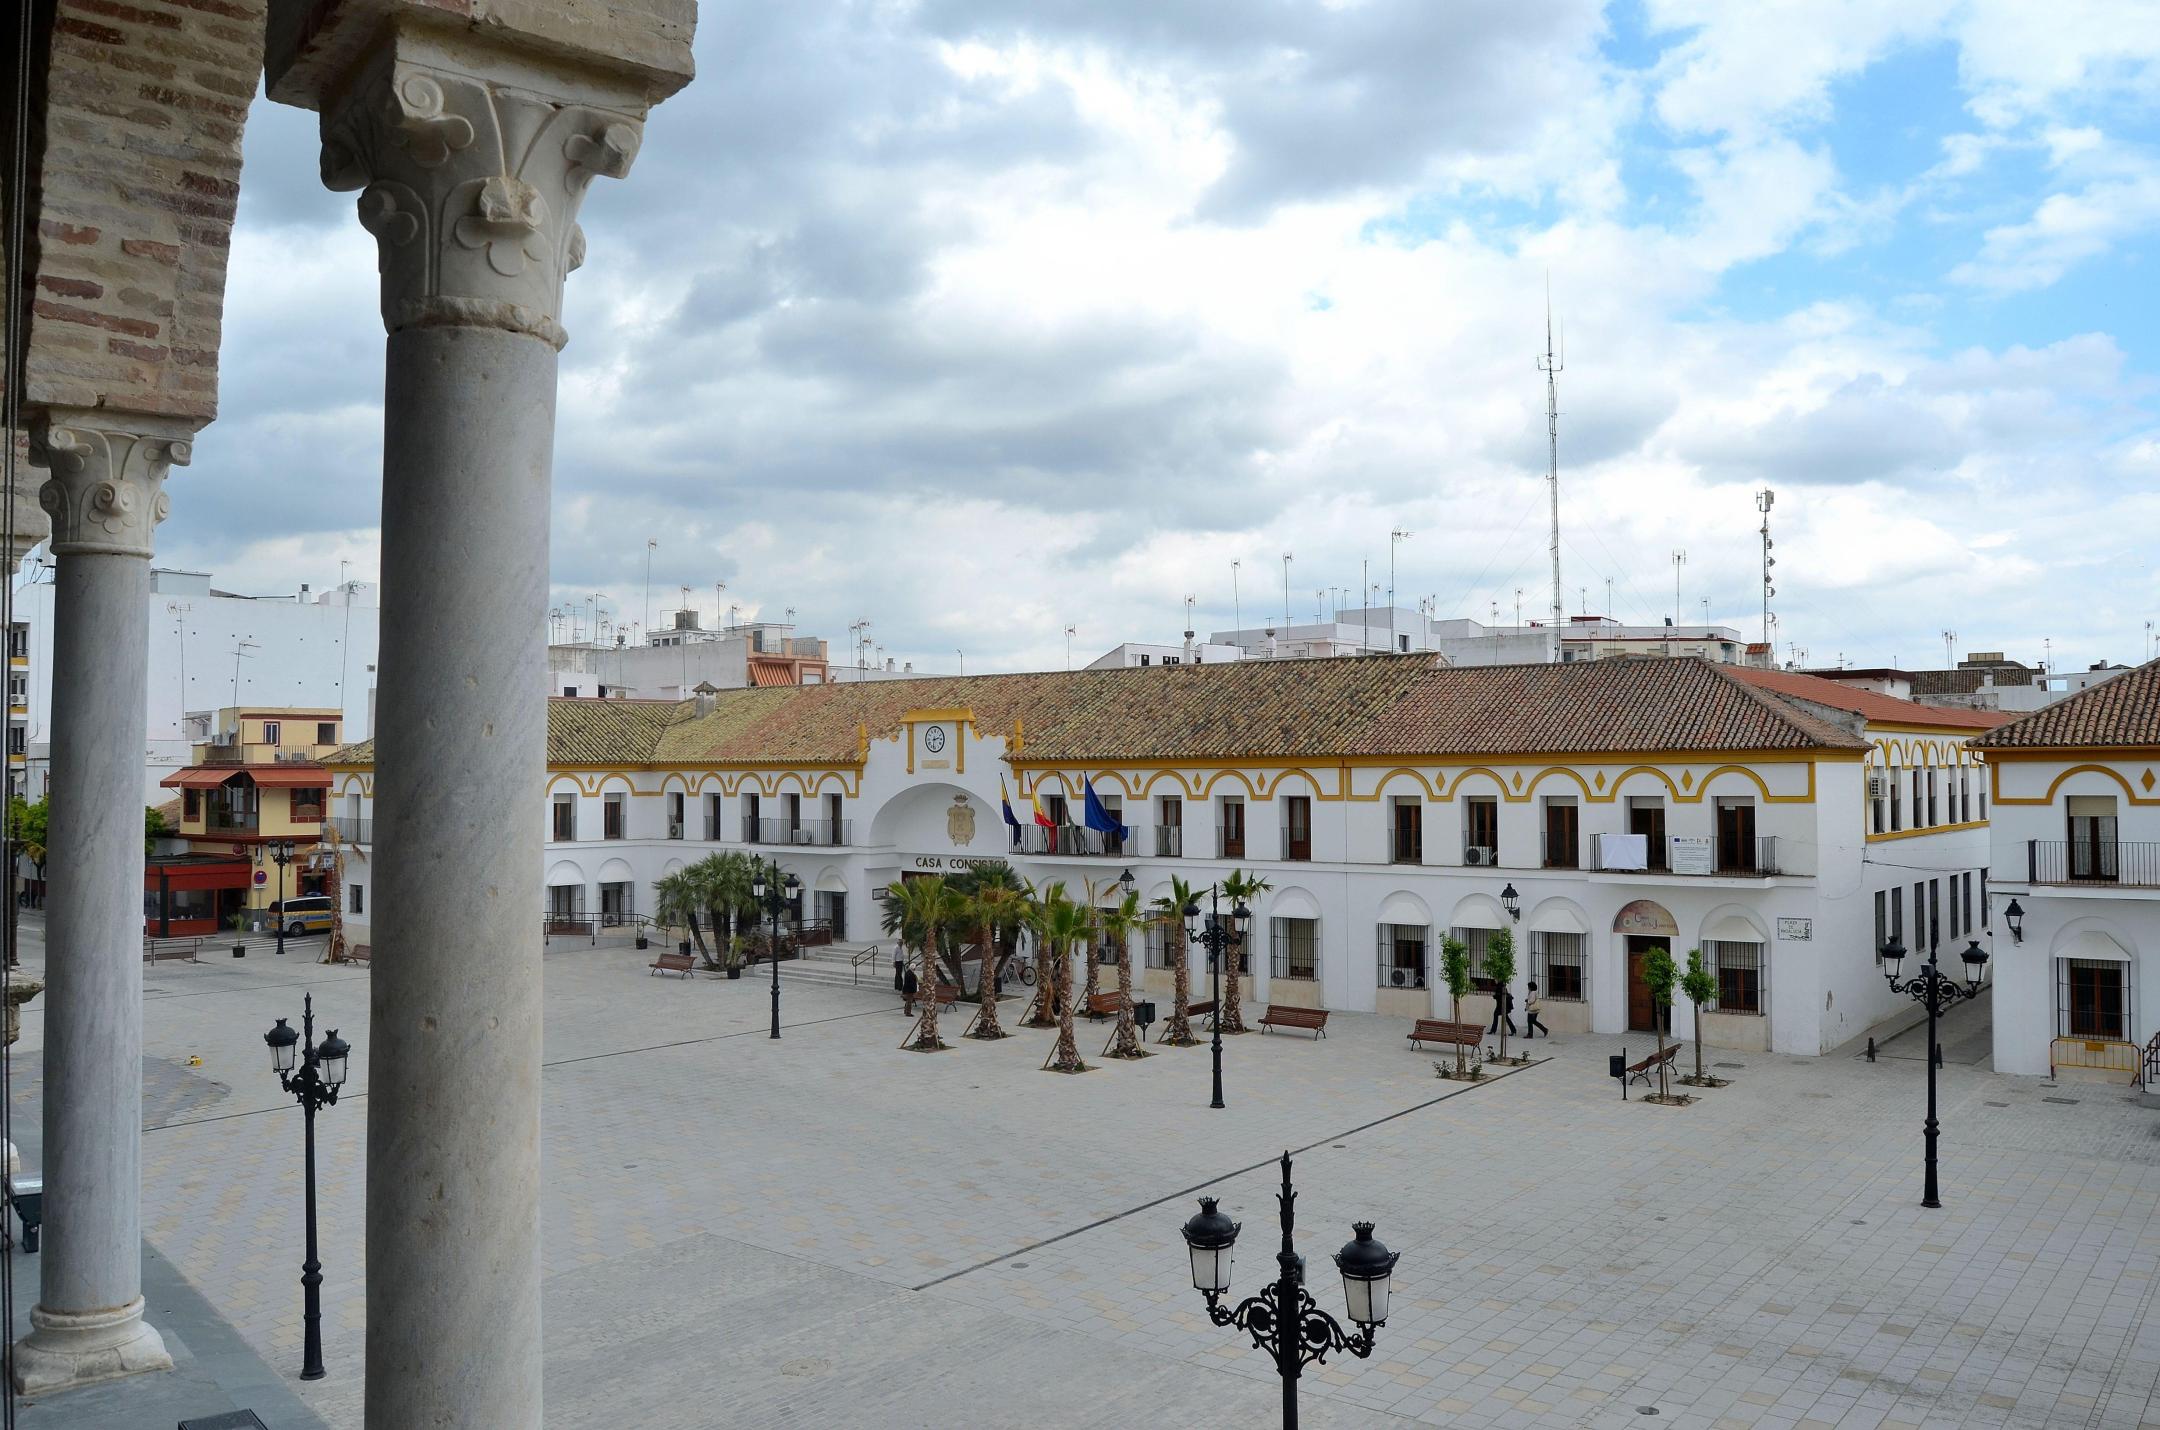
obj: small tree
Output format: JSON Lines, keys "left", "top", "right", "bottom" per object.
{"left": 1217, "top": 870, "right": 1271, "bottom": 1034}
{"left": 1485, "top": 924, "right": 1518, "bottom": 1063}
{"left": 1098, "top": 891, "right": 1147, "bottom": 1058}
{"left": 1642, "top": 943, "right": 1678, "bottom": 1100}
{"left": 144, "top": 804, "right": 170, "bottom": 857}
{"left": 1680, "top": 946, "right": 1718, "bottom": 1086}
{"left": 1150, "top": 875, "right": 1200, "bottom": 1046}
{"left": 1440, "top": 935, "right": 1475, "bottom": 1078}
{"left": 654, "top": 870, "right": 708, "bottom": 962}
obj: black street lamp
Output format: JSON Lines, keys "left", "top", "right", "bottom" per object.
{"left": 2003, "top": 898, "right": 2024, "bottom": 944}
{"left": 266, "top": 837, "right": 297, "bottom": 956}
{"left": 752, "top": 859, "right": 800, "bottom": 1040}
{"left": 1181, "top": 1152, "right": 1399, "bottom": 1430}
{"left": 1880, "top": 935, "right": 1990, "bottom": 1209}
{"left": 1185, "top": 885, "right": 1248, "bottom": 1110}
{"left": 263, "top": 994, "right": 350, "bottom": 1380}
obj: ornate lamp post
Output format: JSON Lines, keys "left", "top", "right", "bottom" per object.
{"left": 1186, "top": 886, "right": 1248, "bottom": 1110}
{"left": 1880, "top": 935, "right": 1990, "bottom": 1208}
{"left": 264, "top": 994, "right": 351, "bottom": 1379}
{"left": 266, "top": 837, "right": 297, "bottom": 956}
{"left": 752, "top": 860, "right": 800, "bottom": 1040}
{"left": 1181, "top": 1152, "right": 1399, "bottom": 1429}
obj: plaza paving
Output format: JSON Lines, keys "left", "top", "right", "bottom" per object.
{"left": 4, "top": 922, "right": 2159, "bottom": 1428}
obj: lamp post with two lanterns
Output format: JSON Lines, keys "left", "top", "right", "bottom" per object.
{"left": 264, "top": 994, "right": 351, "bottom": 1380}
{"left": 264, "top": 837, "right": 297, "bottom": 956}
{"left": 752, "top": 859, "right": 800, "bottom": 1040}
{"left": 1180, "top": 1152, "right": 1400, "bottom": 1429}
{"left": 1184, "top": 884, "right": 1248, "bottom": 1110}
{"left": 1878, "top": 935, "right": 1990, "bottom": 1209}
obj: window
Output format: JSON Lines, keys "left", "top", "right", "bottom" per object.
{"left": 603, "top": 793, "right": 625, "bottom": 840}
{"left": 289, "top": 786, "right": 324, "bottom": 823}
{"left": 1981, "top": 869, "right": 1990, "bottom": 928}
{"left": 2067, "top": 795, "right": 2118, "bottom": 881}
{"left": 317, "top": 721, "right": 337, "bottom": 745}
{"left": 1888, "top": 761, "right": 1902, "bottom": 831}
{"left": 5, "top": 727, "right": 20, "bottom": 755}
{"left": 1911, "top": 767, "right": 1923, "bottom": 827}
{"left": 1874, "top": 891, "right": 1887, "bottom": 957}
{"left": 1281, "top": 795, "right": 1312, "bottom": 861}
{"left": 1454, "top": 925, "right": 1494, "bottom": 982}
{"left": 1271, "top": 918, "right": 1317, "bottom": 980}
{"left": 1949, "top": 875, "right": 1961, "bottom": 938}
{"left": 705, "top": 793, "right": 722, "bottom": 841}
{"left": 1139, "top": 654, "right": 1150, "bottom": 666}
{"left": 1143, "top": 923, "right": 1170, "bottom": 970}
{"left": 1890, "top": 886, "right": 1903, "bottom": 946}
{"left": 1627, "top": 796, "right": 1667, "bottom": 870}
{"left": 743, "top": 792, "right": 762, "bottom": 842}
{"left": 1535, "top": 931, "right": 1585, "bottom": 1002}
{"left": 1464, "top": 798, "right": 1498, "bottom": 864}
{"left": 1963, "top": 872, "right": 1974, "bottom": 932}
{"left": 1912, "top": 881, "right": 1927, "bottom": 950}
{"left": 1929, "top": 880, "right": 1940, "bottom": 949}
{"left": 1156, "top": 796, "right": 1183, "bottom": 858}
{"left": 2059, "top": 959, "right": 2127, "bottom": 1040}
{"left": 551, "top": 795, "right": 575, "bottom": 842}
{"left": 1376, "top": 924, "right": 1426, "bottom": 989}
{"left": 1541, "top": 797, "right": 1578, "bottom": 869}
{"left": 349, "top": 884, "right": 364, "bottom": 915}
{"left": 1708, "top": 941, "right": 1763, "bottom": 1014}
{"left": 667, "top": 791, "right": 685, "bottom": 839}
{"left": 1714, "top": 798, "right": 1757, "bottom": 873}
{"left": 1219, "top": 797, "right": 1245, "bottom": 859}
{"left": 826, "top": 792, "right": 845, "bottom": 844}
{"left": 1391, "top": 798, "right": 1422, "bottom": 864}
{"left": 1926, "top": 767, "right": 1938, "bottom": 827}
{"left": 1870, "top": 766, "right": 1885, "bottom": 834}
{"left": 5, "top": 626, "right": 24, "bottom": 659}
{"left": 184, "top": 787, "right": 200, "bottom": 820}
{"left": 262, "top": 720, "right": 281, "bottom": 746}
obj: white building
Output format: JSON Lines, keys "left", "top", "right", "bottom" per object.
{"left": 1086, "top": 637, "right": 1248, "bottom": 670}
{"left": 1975, "top": 661, "right": 2160, "bottom": 1084}
{"left": 328, "top": 654, "right": 2006, "bottom": 1058}
{"left": 548, "top": 612, "right": 830, "bottom": 699}
{"left": 1208, "top": 609, "right": 1759, "bottom": 667}
{"left": 15, "top": 565, "right": 379, "bottom": 804}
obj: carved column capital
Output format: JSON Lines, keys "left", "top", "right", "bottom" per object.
{"left": 32, "top": 415, "right": 188, "bottom": 559}
{"left": 319, "top": 52, "right": 647, "bottom": 350}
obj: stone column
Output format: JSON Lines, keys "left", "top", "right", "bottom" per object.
{"left": 268, "top": 15, "right": 690, "bottom": 1425}
{"left": 11, "top": 416, "right": 185, "bottom": 1394}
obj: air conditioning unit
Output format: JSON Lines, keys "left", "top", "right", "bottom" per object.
{"left": 1465, "top": 846, "right": 1494, "bottom": 866}
{"left": 1389, "top": 968, "right": 1408, "bottom": 987}
{"left": 667, "top": 822, "right": 683, "bottom": 839}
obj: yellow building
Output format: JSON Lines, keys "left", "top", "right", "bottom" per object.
{"left": 147, "top": 707, "right": 343, "bottom": 936}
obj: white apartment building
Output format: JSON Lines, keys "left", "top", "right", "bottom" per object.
{"left": 1975, "top": 661, "right": 2160, "bottom": 1084}
{"left": 1208, "top": 609, "right": 1760, "bottom": 667}
{"left": 1086, "top": 638, "right": 1248, "bottom": 670}
{"left": 327, "top": 655, "right": 2004, "bottom": 1059}
{"left": 547, "top": 614, "right": 830, "bottom": 698}
{"left": 14, "top": 565, "right": 379, "bottom": 804}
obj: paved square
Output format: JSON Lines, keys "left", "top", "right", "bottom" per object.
{"left": 9, "top": 926, "right": 2160, "bottom": 1428}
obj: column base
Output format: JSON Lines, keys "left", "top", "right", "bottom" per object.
{"left": 11, "top": 1298, "right": 172, "bottom": 1395}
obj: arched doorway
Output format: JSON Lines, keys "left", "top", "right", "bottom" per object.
{"left": 1614, "top": 898, "right": 1678, "bottom": 1033}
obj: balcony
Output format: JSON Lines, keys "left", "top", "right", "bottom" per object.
{"left": 329, "top": 818, "right": 372, "bottom": 846}
{"left": 1154, "top": 826, "right": 1183, "bottom": 858}
{"left": 1390, "top": 829, "right": 1423, "bottom": 865}
{"left": 1281, "top": 831, "right": 1312, "bottom": 862}
{"left": 2028, "top": 838, "right": 2160, "bottom": 888}
{"left": 1588, "top": 834, "right": 1780, "bottom": 877}
{"left": 1217, "top": 827, "right": 1245, "bottom": 860}
{"left": 744, "top": 817, "right": 852, "bottom": 847}
{"left": 1013, "top": 824, "right": 1125, "bottom": 858}
{"left": 205, "top": 814, "right": 258, "bottom": 836}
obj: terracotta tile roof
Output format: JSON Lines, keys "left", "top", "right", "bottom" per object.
{"left": 326, "top": 656, "right": 1870, "bottom": 770}
{"left": 1972, "top": 660, "right": 2160, "bottom": 750}
{"left": 1725, "top": 666, "right": 2010, "bottom": 731}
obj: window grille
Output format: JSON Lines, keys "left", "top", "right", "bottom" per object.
{"left": 1708, "top": 940, "right": 1764, "bottom": 1015}
{"left": 1375, "top": 924, "right": 1426, "bottom": 989}
{"left": 1534, "top": 931, "right": 1586, "bottom": 1002}
{"left": 1271, "top": 917, "right": 1317, "bottom": 980}
{"left": 2058, "top": 958, "right": 2128, "bottom": 1040}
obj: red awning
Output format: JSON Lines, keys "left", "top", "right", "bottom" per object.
{"left": 145, "top": 860, "right": 251, "bottom": 891}
{"left": 246, "top": 767, "right": 332, "bottom": 788}
{"left": 748, "top": 662, "right": 795, "bottom": 687}
{"left": 158, "top": 769, "right": 232, "bottom": 789}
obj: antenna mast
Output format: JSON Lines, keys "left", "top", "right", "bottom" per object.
{"left": 1756, "top": 489, "right": 1777, "bottom": 645}
{"left": 1538, "top": 287, "right": 1564, "bottom": 664}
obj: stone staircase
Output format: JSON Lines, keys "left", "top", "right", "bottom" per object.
{"left": 775, "top": 943, "right": 890, "bottom": 992}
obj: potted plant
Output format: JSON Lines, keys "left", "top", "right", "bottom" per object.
{"left": 635, "top": 925, "right": 650, "bottom": 950}
{"left": 228, "top": 910, "right": 247, "bottom": 958}
{"left": 724, "top": 936, "right": 746, "bottom": 979}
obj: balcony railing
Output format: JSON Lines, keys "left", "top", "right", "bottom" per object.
{"left": 744, "top": 817, "right": 852, "bottom": 846}
{"left": 1218, "top": 827, "right": 1245, "bottom": 860}
{"left": 1542, "top": 832, "right": 1579, "bottom": 870}
{"left": 2028, "top": 838, "right": 2160, "bottom": 888}
{"left": 1155, "top": 826, "right": 1183, "bottom": 858}
{"left": 1013, "top": 824, "right": 1125, "bottom": 857}
{"left": 328, "top": 818, "right": 372, "bottom": 846}
{"left": 1588, "top": 834, "right": 1780, "bottom": 877}
{"left": 204, "top": 814, "right": 258, "bottom": 835}
{"left": 1281, "top": 831, "right": 1312, "bottom": 862}
{"left": 1390, "top": 828, "right": 1423, "bottom": 864}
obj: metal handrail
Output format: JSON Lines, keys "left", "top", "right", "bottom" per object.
{"left": 2142, "top": 1031, "right": 2160, "bottom": 1089}
{"left": 851, "top": 942, "right": 883, "bottom": 986}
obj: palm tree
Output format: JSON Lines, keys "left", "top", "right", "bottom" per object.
{"left": 887, "top": 875, "right": 952, "bottom": 1051}
{"left": 1041, "top": 889, "right": 1091, "bottom": 1073}
{"left": 699, "top": 851, "right": 758, "bottom": 959}
{"left": 654, "top": 868, "right": 708, "bottom": 963}
{"left": 1097, "top": 891, "right": 1148, "bottom": 1058}
{"left": 1150, "top": 875, "right": 1200, "bottom": 1047}
{"left": 1217, "top": 869, "right": 1272, "bottom": 1034}
{"left": 1019, "top": 879, "right": 1059, "bottom": 1027}
{"left": 964, "top": 882, "right": 1031, "bottom": 1039}
{"left": 1080, "top": 878, "right": 1111, "bottom": 1008}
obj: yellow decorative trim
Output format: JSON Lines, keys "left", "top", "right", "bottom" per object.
{"left": 1866, "top": 819, "right": 1989, "bottom": 843}
{"left": 1992, "top": 762, "right": 2160, "bottom": 807}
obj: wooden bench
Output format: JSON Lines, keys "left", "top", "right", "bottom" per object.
{"left": 649, "top": 952, "right": 695, "bottom": 979}
{"left": 1156, "top": 998, "right": 1218, "bottom": 1041}
{"left": 1625, "top": 1044, "right": 1678, "bottom": 1086}
{"left": 1084, "top": 991, "right": 1125, "bottom": 1021}
{"left": 346, "top": 944, "right": 372, "bottom": 965}
{"left": 1407, "top": 1018, "right": 1484, "bottom": 1054}
{"left": 1258, "top": 1005, "right": 1329, "bottom": 1039}
{"left": 142, "top": 939, "right": 200, "bottom": 965}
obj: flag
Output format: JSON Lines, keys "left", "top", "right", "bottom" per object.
{"left": 1082, "top": 778, "right": 1128, "bottom": 840}
{"left": 1001, "top": 777, "right": 1022, "bottom": 847}
{"left": 1032, "top": 781, "right": 1056, "bottom": 853}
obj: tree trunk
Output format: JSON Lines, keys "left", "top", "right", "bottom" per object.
{"left": 1026, "top": 930, "right": 1056, "bottom": 1027}
{"left": 1163, "top": 926, "right": 1196, "bottom": 1046}
{"left": 685, "top": 911, "right": 708, "bottom": 963}
{"left": 1654, "top": 1018, "right": 1668, "bottom": 1099}
{"left": 1693, "top": 1003, "right": 1705, "bottom": 1083}
{"left": 1219, "top": 940, "right": 1246, "bottom": 1033}
{"left": 1451, "top": 993, "right": 1466, "bottom": 1075}
{"left": 915, "top": 928, "right": 944, "bottom": 1049}
{"left": 972, "top": 918, "right": 1006, "bottom": 1039}
{"left": 1049, "top": 939, "right": 1084, "bottom": 1072}
{"left": 1110, "top": 931, "right": 1141, "bottom": 1057}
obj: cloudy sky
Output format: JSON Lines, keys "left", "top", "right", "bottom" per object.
{"left": 174, "top": 0, "right": 2159, "bottom": 676}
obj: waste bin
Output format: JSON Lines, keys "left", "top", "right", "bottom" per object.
{"left": 9, "top": 1174, "right": 42, "bottom": 1253}
{"left": 1133, "top": 1000, "right": 1156, "bottom": 1031}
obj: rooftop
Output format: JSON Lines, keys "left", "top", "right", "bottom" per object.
{"left": 1972, "top": 659, "right": 2160, "bottom": 750}
{"left": 1726, "top": 666, "right": 2011, "bottom": 731}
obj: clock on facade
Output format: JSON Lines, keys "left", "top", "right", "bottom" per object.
{"left": 923, "top": 725, "right": 947, "bottom": 754}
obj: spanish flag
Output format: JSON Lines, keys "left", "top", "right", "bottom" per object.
{"left": 1031, "top": 780, "right": 1056, "bottom": 852}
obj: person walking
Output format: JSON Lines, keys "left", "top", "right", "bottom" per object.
{"left": 1487, "top": 981, "right": 1516, "bottom": 1037}
{"left": 1524, "top": 979, "right": 1550, "bottom": 1039}
{"left": 900, "top": 962, "right": 920, "bottom": 1016}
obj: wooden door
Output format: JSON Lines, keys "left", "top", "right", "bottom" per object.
{"left": 1626, "top": 937, "right": 1663, "bottom": 1032}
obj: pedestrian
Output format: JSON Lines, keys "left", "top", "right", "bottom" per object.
{"left": 900, "top": 963, "right": 919, "bottom": 1016}
{"left": 1487, "top": 982, "right": 1516, "bottom": 1037}
{"left": 1524, "top": 980, "right": 1549, "bottom": 1039}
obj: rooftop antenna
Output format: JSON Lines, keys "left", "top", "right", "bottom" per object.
{"left": 1941, "top": 629, "right": 1957, "bottom": 670}
{"left": 642, "top": 537, "right": 657, "bottom": 643}
{"left": 1281, "top": 552, "right": 1293, "bottom": 630}
{"left": 229, "top": 638, "right": 258, "bottom": 710}
{"left": 1756, "top": 488, "right": 1776, "bottom": 645}
{"left": 1389, "top": 528, "right": 1412, "bottom": 655}
{"left": 1314, "top": 588, "right": 1326, "bottom": 625}
{"left": 1183, "top": 594, "right": 1197, "bottom": 643}
{"left": 1671, "top": 550, "right": 1686, "bottom": 626}
{"left": 1538, "top": 281, "right": 1564, "bottom": 664}
{"left": 1064, "top": 624, "right": 1077, "bottom": 671}
{"left": 1231, "top": 559, "right": 1241, "bottom": 631}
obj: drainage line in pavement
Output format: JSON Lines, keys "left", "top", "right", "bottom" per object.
{"left": 912, "top": 1056, "right": 1548, "bottom": 1292}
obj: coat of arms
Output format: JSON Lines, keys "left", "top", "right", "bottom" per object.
{"left": 947, "top": 794, "right": 977, "bottom": 847}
